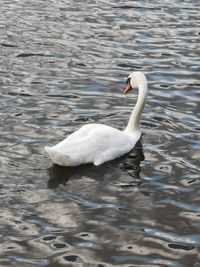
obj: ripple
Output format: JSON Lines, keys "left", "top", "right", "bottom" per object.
{"left": 74, "top": 242, "right": 102, "bottom": 251}
{"left": 63, "top": 255, "right": 83, "bottom": 263}
{"left": 158, "top": 199, "right": 200, "bottom": 212}
{"left": 42, "top": 235, "right": 56, "bottom": 242}
{"left": 145, "top": 227, "right": 200, "bottom": 246}
{"left": 168, "top": 243, "right": 195, "bottom": 251}
{"left": 52, "top": 243, "right": 67, "bottom": 249}
{"left": 7, "top": 256, "right": 49, "bottom": 266}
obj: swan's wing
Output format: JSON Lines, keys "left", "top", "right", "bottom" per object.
{"left": 92, "top": 126, "right": 134, "bottom": 166}
{"left": 65, "top": 124, "right": 134, "bottom": 166}
{"left": 55, "top": 123, "right": 99, "bottom": 147}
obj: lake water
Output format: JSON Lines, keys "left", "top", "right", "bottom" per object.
{"left": 0, "top": 0, "right": 200, "bottom": 266}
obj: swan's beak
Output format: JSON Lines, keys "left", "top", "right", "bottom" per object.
{"left": 123, "top": 82, "right": 132, "bottom": 94}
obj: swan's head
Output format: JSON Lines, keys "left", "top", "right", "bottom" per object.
{"left": 124, "top": 71, "right": 147, "bottom": 94}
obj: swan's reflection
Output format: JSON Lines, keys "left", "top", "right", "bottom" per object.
{"left": 47, "top": 140, "right": 144, "bottom": 189}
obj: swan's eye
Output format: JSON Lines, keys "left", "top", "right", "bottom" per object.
{"left": 126, "top": 77, "right": 131, "bottom": 84}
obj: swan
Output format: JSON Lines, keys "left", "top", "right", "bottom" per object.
{"left": 45, "top": 71, "right": 148, "bottom": 166}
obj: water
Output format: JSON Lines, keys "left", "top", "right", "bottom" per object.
{"left": 0, "top": 0, "right": 200, "bottom": 266}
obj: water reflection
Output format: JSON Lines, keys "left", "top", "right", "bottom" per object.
{"left": 47, "top": 141, "right": 145, "bottom": 189}
{"left": 1, "top": 0, "right": 200, "bottom": 265}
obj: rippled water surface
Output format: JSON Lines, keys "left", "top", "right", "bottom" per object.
{"left": 0, "top": 0, "right": 200, "bottom": 266}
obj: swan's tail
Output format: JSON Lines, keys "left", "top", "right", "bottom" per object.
{"left": 45, "top": 146, "right": 71, "bottom": 166}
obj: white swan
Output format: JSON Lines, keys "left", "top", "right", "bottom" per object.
{"left": 45, "top": 71, "right": 148, "bottom": 166}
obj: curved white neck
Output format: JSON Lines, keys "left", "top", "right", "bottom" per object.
{"left": 124, "top": 81, "right": 148, "bottom": 134}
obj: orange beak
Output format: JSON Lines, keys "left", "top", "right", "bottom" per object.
{"left": 123, "top": 82, "right": 132, "bottom": 94}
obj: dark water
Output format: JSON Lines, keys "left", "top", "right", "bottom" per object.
{"left": 0, "top": 0, "right": 200, "bottom": 266}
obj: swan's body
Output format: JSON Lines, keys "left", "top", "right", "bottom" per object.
{"left": 45, "top": 71, "right": 148, "bottom": 166}
{"left": 45, "top": 124, "right": 141, "bottom": 166}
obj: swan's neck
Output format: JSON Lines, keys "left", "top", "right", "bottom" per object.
{"left": 124, "top": 82, "right": 148, "bottom": 134}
